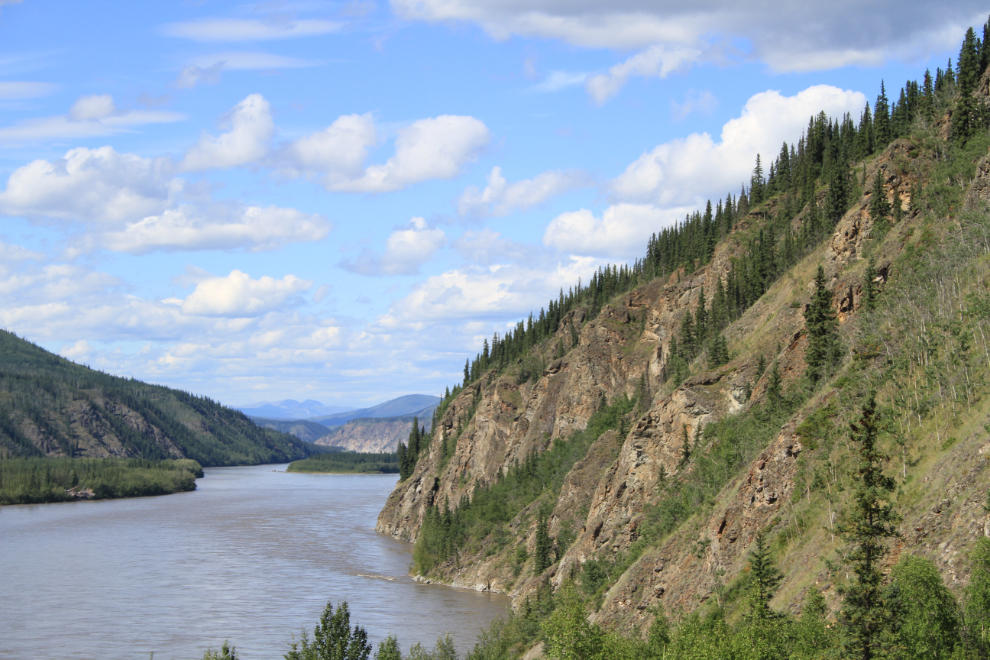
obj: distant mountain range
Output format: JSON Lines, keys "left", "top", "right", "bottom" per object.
{"left": 247, "top": 394, "right": 440, "bottom": 447}
{"left": 235, "top": 399, "right": 356, "bottom": 420}
{"left": 306, "top": 394, "right": 439, "bottom": 427}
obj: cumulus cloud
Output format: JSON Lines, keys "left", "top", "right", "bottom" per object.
{"left": 378, "top": 255, "right": 599, "bottom": 327}
{"left": 0, "top": 144, "right": 329, "bottom": 253}
{"left": 99, "top": 205, "right": 330, "bottom": 254}
{"left": 457, "top": 166, "right": 590, "bottom": 217}
{"left": 0, "top": 93, "right": 184, "bottom": 143}
{"left": 329, "top": 115, "right": 490, "bottom": 193}
{"left": 0, "top": 146, "right": 179, "bottom": 224}
{"left": 392, "top": 0, "right": 984, "bottom": 100}
{"left": 181, "top": 94, "right": 274, "bottom": 171}
{"left": 540, "top": 84, "right": 867, "bottom": 259}
{"left": 181, "top": 270, "right": 313, "bottom": 317}
{"left": 162, "top": 18, "right": 342, "bottom": 42}
{"left": 543, "top": 203, "right": 693, "bottom": 258}
{"left": 279, "top": 113, "right": 378, "bottom": 183}
{"left": 340, "top": 217, "right": 446, "bottom": 276}
{"left": 611, "top": 85, "right": 867, "bottom": 207}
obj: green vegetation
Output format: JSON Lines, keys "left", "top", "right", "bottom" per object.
{"left": 405, "top": 16, "right": 990, "bottom": 660}
{"left": 0, "top": 329, "right": 314, "bottom": 467}
{"left": 287, "top": 452, "right": 400, "bottom": 474}
{"left": 0, "top": 457, "right": 202, "bottom": 504}
{"left": 413, "top": 395, "right": 635, "bottom": 575}
{"left": 398, "top": 417, "right": 429, "bottom": 480}
{"left": 271, "top": 600, "right": 451, "bottom": 660}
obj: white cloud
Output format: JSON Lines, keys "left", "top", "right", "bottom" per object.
{"left": 68, "top": 94, "right": 115, "bottom": 121}
{"left": 391, "top": 0, "right": 984, "bottom": 100}
{"left": 671, "top": 89, "right": 718, "bottom": 121}
{"left": 60, "top": 339, "right": 91, "bottom": 361}
{"left": 611, "top": 85, "right": 867, "bottom": 207}
{"left": 0, "top": 146, "right": 179, "bottom": 224}
{"left": 181, "top": 270, "right": 313, "bottom": 317}
{"left": 100, "top": 205, "right": 330, "bottom": 254}
{"left": 0, "top": 81, "right": 56, "bottom": 100}
{"left": 0, "top": 145, "right": 330, "bottom": 253}
{"left": 0, "top": 94, "right": 184, "bottom": 143}
{"left": 378, "top": 256, "right": 599, "bottom": 327}
{"left": 162, "top": 18, "right": 342, "bottom": 42}
{"left": 543, "top": 203, "right": 692, "bottom": 258}
{"left": 340, "top": 217, "right": 446, "bottom": 276}
{"left": 279, "top": 113, "right": 378, "bottom": 183}
{"left": 586, "top": 45, "right": 701, "bottom": 104}
{"left": 330, "top": 115, "right": 490, "bottom": 193}
{"left": 457, "top": 166, "right": 590, "bottom": 217}
{"left": 181, "top": 94, "right": 274, "bottom": 171}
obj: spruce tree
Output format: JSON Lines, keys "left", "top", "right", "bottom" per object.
{"left": 805, "top": 266, "right": 843, "bottom": 384}
{"left": 397, "top": 443, "right": 410, "bottom": 481}
{"left": 534, "top": 513, "right": 552, "bottom": 574}
{"left": 954, "top": 27, "right": 983, "bottom": 143}
{"left": 766, "top": 360, "right": 783, "bottom": 410}
{"left": 837, "top": 393, "right": 901, "bottom": 660}
{"left": 825, "top": 139, "right": 851, "bottom": 226}
{"left": 747, "top": 529, "right": 784, "bottom": 622}
{"left": 863, "top": 262, "right": 878, "bottom": 312}
{"left": 874, "top": 82, "right": 892, "bottom": 149}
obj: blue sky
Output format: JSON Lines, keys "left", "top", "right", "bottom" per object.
{"left": 0, "top": 0, "right": 981, "bottom": 407}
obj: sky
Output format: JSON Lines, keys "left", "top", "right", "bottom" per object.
{"left": 0, "top": 0, "right": 982, "bottom": 408}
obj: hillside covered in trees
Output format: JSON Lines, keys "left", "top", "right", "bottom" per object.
{"left": 371, "top": 18, "right": 990, "bottom": 660}
{"left": 0, "top": 329, "right": 315, "bottom": 468}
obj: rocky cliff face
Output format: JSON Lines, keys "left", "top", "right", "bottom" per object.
{"left": 315, "top": 417, "right": 431, "bottom": 453}
{"left": 375, "top": 133, "right": 990, "bottom": 639}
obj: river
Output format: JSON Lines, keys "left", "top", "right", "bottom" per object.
{"left": 0, "top": 465, "right": 510, "bottom": 660}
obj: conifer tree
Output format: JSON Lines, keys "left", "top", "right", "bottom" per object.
{"left": 863, "top": 262, "right": 878, "bottom": 312}
{"left": 534, "top": 512, "right": 552, "bottom": 574}
{"left": 747, "top": 529, "right": 783, "bottom": 622}
{"left": 954, "top": 26, "right": 983, "bottom": 143}
{"left": 837, "top": 393, "right": 901, "bottom": 660}
{"left": 766, "top": 360, "right": 783, "bottom": 410}
{"left": 874, "top": 82, "right": 892, "bottom": 148}
{"left": 805, "top": 266, "right": 843, "bottom": 384}
{"left": 397, "top": 442, "right": 410, "bottom": 481}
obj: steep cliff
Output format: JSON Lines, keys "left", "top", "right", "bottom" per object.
{"left": 315, "top": 415, "right": 432, "bottom": 453}
{"left": 376, "top": 70, "right": 990, "bottom": 646}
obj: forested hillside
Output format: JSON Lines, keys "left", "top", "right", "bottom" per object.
{"left": 0, "top": 330, "right": 315, "bottom": 467}
{"left": 375, "top": 19, "right": 990, "bottom": 660}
